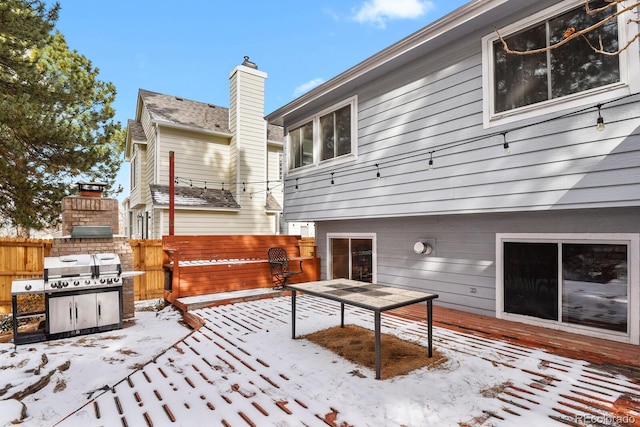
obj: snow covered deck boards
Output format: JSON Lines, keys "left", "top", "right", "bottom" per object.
{"left": 57, "top": 296, "right": 640, "bottom": 426}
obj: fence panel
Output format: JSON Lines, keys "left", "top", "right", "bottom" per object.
{"left": 129, "top": 239, "right": 164, "bottom": 301}
{"left": 0, "top": 238, "right": 52, "bottom": 314}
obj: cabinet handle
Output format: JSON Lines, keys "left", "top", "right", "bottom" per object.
{"left": 69, "top": 302, "right": 73, "bottom": 323}
{"left": 75, "top": 302, "right": 78, "bottom": 320}
{"left": 98, "top": 302, "right": 101, "bottom": 317}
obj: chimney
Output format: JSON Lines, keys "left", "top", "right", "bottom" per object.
{"left": 77, "top": 181, "right": 107, "bottom": 198}
{"left": 228, "top": 56, "right": 268, "bottom": 201}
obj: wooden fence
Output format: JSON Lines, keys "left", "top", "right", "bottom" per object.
{"left": 0, "top": 237, "right": 316, "bottom": 314}
{"left": 129, "top": 239, "right": 165, "bottom": 301}
{"left": 0, "top": 238, "right": 53, "bottom": 314}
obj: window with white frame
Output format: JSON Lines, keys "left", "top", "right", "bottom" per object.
{"left": 327, "top": 233, "right": 376, "bottom": 283}
{"left": 482, "top": 0, "right": 639, "bottom": 127}
{"left": 288, "top": 98, "right": 356, "bottom": 171}
{"left": 497, "top": 233, "right": 639, "bottom": 344}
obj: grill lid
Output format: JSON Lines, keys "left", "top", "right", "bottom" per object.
{"left": 44, "top": 253, "right": 122, "bottom": 281}
{"left": 44, "top": 254, "right": 94, "bottom": 281}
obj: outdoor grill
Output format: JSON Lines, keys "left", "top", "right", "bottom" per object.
{"left": 11, "top": 253, "right": 138, "bottom": 344}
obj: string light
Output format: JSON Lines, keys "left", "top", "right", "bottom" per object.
{"left": 375, "top": 164, "right": 381, "bottom": 180}
{"left": 242, "top": 182, "right": 246, "bottom": 192}
{"left": 428, "top": 152, "right": 434, "bottom": 170}
{"left": 331, "top": 173, "right": 335, "bottom": 185}
{"left": 295, "top": 178, "right": 299, "bottom": 190}
{"left": 596, "top": 104, "right": 605, "bottom": 131}
{"left": 502, "top": 132, "right": 510, "bottom": 155}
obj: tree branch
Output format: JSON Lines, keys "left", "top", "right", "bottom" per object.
{"left": 494, "top": 1, "right": 640, "bottom": 56}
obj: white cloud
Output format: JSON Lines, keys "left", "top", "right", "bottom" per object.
{"left": 293, "top": 78, "right": 325, "bottom": 97}
{"left": 352, "top": 0, "right": 434, "bottom": 29}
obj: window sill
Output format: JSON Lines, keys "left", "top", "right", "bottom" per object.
{"left": 483, "top": 82, "right": 633, "bottom": 129}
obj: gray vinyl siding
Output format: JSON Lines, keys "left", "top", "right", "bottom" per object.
{"left": 283, "top": 40, "right": 640, "bottom": 223}
{"left": 316, "top": 207, "right": 640, "bottom": 317}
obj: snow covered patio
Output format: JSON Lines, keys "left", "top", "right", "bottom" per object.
{"left": 2, "top": 294, "right": 640, "bottom": 426}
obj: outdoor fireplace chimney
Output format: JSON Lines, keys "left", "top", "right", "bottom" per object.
{"left": 77, "top": 181, "right": 107, "bottom": 198}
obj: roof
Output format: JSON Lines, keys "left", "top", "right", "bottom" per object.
{"left": 150, "top": 184, "right": 240, "bottom": 209}
{"left": 265, "top": 193, "right": 282, "bottom": 211}
{"left": 136, "top": 89, "right": 284, "bottom": 140}
{"left": 127, "top": 119, "right": 146, "bottom": 141}
{"left": 139, "top": 89, "right": 231, "bottom": 134}
{"left": 265, "top": 0, "right": 516, "bottom": 123}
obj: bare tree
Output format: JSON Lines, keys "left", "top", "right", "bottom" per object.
{"left": 495, "top": 0, "right": 640, "bottom": 56}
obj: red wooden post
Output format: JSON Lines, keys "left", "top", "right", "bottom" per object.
{"left": 169, "top": 151, "right": 175, "bottom": 236}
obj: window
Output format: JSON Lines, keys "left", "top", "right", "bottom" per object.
{"left": 482, "top": 0, "right": 639, "bottom": 127}
{"left": 327, "top": 233, "right": 376, "bottom": 283}
{"left": 131, "top": 156, "right": 137, "bottom": 189}
{"left": 289, "top": 122, "right": 313, "bottom": 169}
{"left": 320, "top": 105, "right": 351, "bottom": 161}
{"left": 288, "top": 98, "right": 356, "bottom": 171}
{"left": 497, "top": 233, "right": 639, "bottom": 344}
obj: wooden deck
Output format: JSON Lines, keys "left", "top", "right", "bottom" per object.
{"left": 393, "top": 304, "right": 640, "bottom": 371}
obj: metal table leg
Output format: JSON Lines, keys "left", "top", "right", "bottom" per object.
{"left": 375, "top": 310, "right": 381, "bottom": 379}
{"left": 291, "top": 289, "right": 297, "bottom": 339}
{"left": 427, "top": 299, "right": 433, "bottom": 357}
{"left": 340, "top": 302, "right": 345, "bottom": 328}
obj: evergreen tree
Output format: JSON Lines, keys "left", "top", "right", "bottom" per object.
{"left": 0, "top": 0, "right": 124, "bottom": 236}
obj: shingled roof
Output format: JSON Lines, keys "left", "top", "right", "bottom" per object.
{"left": 127, "top": 119, "right": 146, "bottom": 141}
{"left": 139, "top": 89, "right": 230, "bottom": 133}
{"left": 150, "top": 184, "right": 240, "bottom": 209}
{"left": 136, "top": 89, "right": 284, "bottom": 141}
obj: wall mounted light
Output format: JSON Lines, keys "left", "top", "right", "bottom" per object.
{"left": 502, "top": 132, "right": 510, "bottom": 154}
{"left": 596, "top": 104, "right": 605, "bottom": 131}
{"left": 413, "top": 238, "right": 436, "bottom": 256}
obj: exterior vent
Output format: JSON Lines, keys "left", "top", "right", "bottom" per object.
{"left": 71, "top": 226, "right": 113, "bottom": 238}
{"left": 241, "top": 56, "right": 258, "bottom": 69}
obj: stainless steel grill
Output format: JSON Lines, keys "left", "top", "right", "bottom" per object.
{"left": 11, "top": 253, "right": 140, "bottom": 344}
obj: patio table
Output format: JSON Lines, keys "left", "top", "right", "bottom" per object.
{"left": 286, "top": 278, "right": 439, "bottom": 379}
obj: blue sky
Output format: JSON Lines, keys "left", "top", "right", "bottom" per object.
{"left": 50, "top": 0, "right": 469, "bottom": 199}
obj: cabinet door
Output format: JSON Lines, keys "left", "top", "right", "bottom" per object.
{"left": 48, "top": 295, "right": 75, "bottom": 334}
{"left": 74, "top": 293, "right": 98, "bottom": 331}
{"left": 96, "top": 291, "right": 120, "bottom": 327}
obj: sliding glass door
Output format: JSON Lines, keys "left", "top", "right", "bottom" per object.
{"left": 502, "top": 238, "right": 629, "bottom": 334}
{"left": 328, "top": 234, "right": 375, "bottom": 283}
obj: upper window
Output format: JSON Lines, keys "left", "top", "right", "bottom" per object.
{"left": 482, "top": 0, "right": 639, "bottom": 127}
{"left": 130, "top": 155, "right": 137, "bottom": 189}
{"left": 288, "top": 98, "right": 356, "bottom": 171}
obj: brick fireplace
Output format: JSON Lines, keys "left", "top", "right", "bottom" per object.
{"left": 49, "top": 183, "right": 135, "bottom": 319}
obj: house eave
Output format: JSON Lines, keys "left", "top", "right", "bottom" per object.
{"left": 152, "top": 118, "right": 233, "bottom": 138}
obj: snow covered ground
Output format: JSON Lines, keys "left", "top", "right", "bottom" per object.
{"left": 1, "top": 296, "right": 638, "bottom": 426}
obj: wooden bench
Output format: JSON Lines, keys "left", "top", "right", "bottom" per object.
{"left": 162, "top": 235, "right": 319, "bottom": 304}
